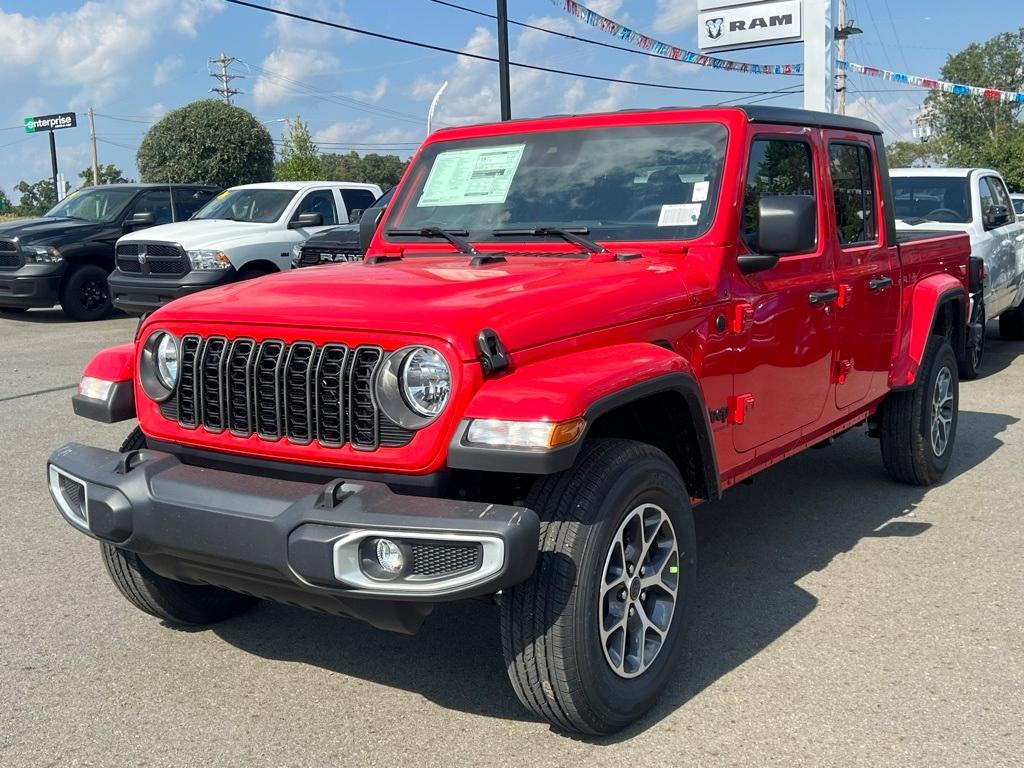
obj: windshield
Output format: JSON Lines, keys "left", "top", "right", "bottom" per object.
{"left": 892, "top": 177, "right": 971, "bottom": 224}
{"left": 44, "top": 186, "right": 138, "bottom": 222}
{"left": 387, "top": 122, "right": 728, "bottom": 244}
{"left": 193, "top": 188, "right": 296, "bottom": 223}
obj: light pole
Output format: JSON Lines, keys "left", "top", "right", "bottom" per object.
{"left": 496, "top": 0, "right": 511, "bottom": 120}
{"left": 427, "top": 81, "right": 449, "bottom": 136}
{"left": 912, "top": 111, "right": 934, "bottom": 166}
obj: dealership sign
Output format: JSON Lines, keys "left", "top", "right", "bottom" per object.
{"left": 698, "top": 0, "right": 803, "bottom": 53}
{"left": 23, "top": 112, "right": 77, "bottom": 133}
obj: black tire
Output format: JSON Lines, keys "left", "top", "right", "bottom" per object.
{"left": 999, "top": 304, "right": 1024, "bottom": 340}
{"left": 958, "top": 300, "right": 985, "bottom": 380}
{"left": 100, "top": 427, "right": 259, "bottom": 625}
{"left": 880, "top": 335, "right": 958, "bottom": 486}
{"left": 60, "top": 263, "right": 112, "bottom": 321}
{"left": 0, "top": 307, "right": 29, "bottom": 315}
{"left": 500, "top": 439, "right": 697, "bottom": 735}
{"left": 237, "top": 264, "right": 277, "bottom": 281}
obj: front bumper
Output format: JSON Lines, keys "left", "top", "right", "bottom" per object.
{"left": 47, "top": 443, "right": 539, "bottom": 632}
{"left": 0, "top": 263, "right": 64, "bottom": 308}
{"left": 108, "top": 267, "right": 237, "bottom": 314}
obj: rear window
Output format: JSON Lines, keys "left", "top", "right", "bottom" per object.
{"left": 891, "top": 177, "right": 971, "bottom": 224}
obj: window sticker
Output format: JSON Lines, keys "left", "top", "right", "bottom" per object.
{"left": 418, "top": 144, "right": 526, "bottom": 207}
{"left": 658, "top": 203, "right": 702, "bottom": 227}
{"left": 692, "top": 181, "right": 710, "bottom": 202}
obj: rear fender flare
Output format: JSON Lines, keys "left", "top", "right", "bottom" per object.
{"left": 891, "top": 275, "right": 966, "bottom": 389}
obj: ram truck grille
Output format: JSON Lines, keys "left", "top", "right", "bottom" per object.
{"left": 0, "top": 239, "right": 20, "bottom": 269}
{"left": 116, "top": 242, "right": 190, "bottom": 276}
{"left": 160, "top": 335, "right": 414, "bottom": 451}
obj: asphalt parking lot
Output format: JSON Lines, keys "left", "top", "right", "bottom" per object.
{"left": 2, "top": 310, "right": 1022, "bottom": 767}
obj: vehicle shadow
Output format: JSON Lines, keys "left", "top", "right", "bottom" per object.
{"left": 972, "top": 330, "right": 1024, "bottom": 379}
{"left": 0, "top": 308, "right": 130, "bottom": 324}
{"left": 208, "top": 409, "right": 1015, "bottom": 737}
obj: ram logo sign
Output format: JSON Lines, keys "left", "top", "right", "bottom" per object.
{"left": 697, "top": 0, "right": 802, "bottom": 53}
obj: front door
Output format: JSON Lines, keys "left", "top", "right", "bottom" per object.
{"left": 732, "top": 130, "right": 837, "bottom": 452}
{"left": 825, "top": 135, "right": 899, "bottom": 408}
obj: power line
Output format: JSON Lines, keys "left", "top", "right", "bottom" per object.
{"left": 221, "top": 0, "right": 791, "bottom": 96}
{"left": 210, "top": 52, "right": 244, "bottom": 104}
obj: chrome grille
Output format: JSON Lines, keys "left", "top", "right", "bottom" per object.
{"left": 164, "top": 336, "right": 408, "bottom": 451}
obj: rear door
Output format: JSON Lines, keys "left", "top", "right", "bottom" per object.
{"left": 732, "top": 130, "right": 837, "bottom": 452}
{"left": 825, "top": 135, "right": 900, "bottom": 408}
{"left": 981, "top": 175, "right": 1024, "bottom": 313}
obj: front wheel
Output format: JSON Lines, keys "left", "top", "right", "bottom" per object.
{"left": 60, "top": 263, "right": 112, "bottom": 321}
{"left": 880, "top": 335, "right": 959, "bottom": 486}
{"left": 500, "top": 439, "right": 696, "bottom": 735}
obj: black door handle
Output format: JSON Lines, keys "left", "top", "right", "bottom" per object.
{"left": 868, "top": 276, "right": 893, "bottom": 291}
{"left": 808, "top": 289, "right": 840, "bottom": 305}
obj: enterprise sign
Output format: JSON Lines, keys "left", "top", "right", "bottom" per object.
{"left": 698, "top": 0, "right": 803, "bottom": 53}
{"left": 23, "top": 112, "right": 77, "bottom": 133}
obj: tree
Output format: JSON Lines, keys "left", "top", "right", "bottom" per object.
{"left": 11, "top": 178, "right": 68, "bottom": 217}
{"left": 0, "top": 187, "right": 11, "bottom": 215}
{"left": 136, "top": 100, "right": 274, "bottom": 188}
{"left": 321, "top": 151, "right": 409, "bottom": 189}
{"left": 78, "top": 164, "right": 130, "bottom": 187}
{"left": 274, "top": 117, "right": 323, "bottom": 181}
{"left": 924, "top": 28, "right": 1024, "bottom": 184}
{"left": 885, "top": 139, "right": 948, "bottom": 169}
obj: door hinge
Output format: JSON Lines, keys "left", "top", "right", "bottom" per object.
{"left": 729, "top": 393, "right": 755, "bottom": 425}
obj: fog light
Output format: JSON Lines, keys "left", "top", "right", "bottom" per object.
{"left": 376, "top": 538, "right": 405, "bottom": 573}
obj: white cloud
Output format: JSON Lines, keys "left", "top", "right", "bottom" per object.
{"left": 846, "top": 94, "right": 922, "bottom": 142}
{"left": 313, "top": 119, "right": 420, "bottom": 149}
{"left": 174, "top": 0, "right": 224, "bottom": 37}
{"left": 651, "top": 0, "right": 697, "bottom": 35}
{"left": 153, "top": 55, "right": 184, "bottom": 86}
{"left": 252, "top": 49, "right": 341, "bottom": 107}
{"left": 586, "top": 0, "right": 624, "bottom": 15}
{"left": 352, "top": 77, "right": 389, "bottom": 104}
{"left": 143, "top": 103, "right": 168, "bottom": 121}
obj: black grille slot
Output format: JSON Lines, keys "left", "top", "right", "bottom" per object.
{"left": 148, "top": 260, "right": 184, "bottom": 275}
{"left": 284, "top": 342, "right": 316, "bottom": 443}
{"left": 177, "top": 335, "right": 202, "bottom": 427}
{"left": 146, "top": 244, "right": 180, "bottom": 259}
{"left": 226, "top": 339, "right": 256, "bottom": 435}
{"left": 199, "top": 337, "right": 228, "bottom": 432}
{"left": 115, "top": 243, "right": 142, "bottom": 273}
{"left": 410, "top": 543, "right": 480, "bottom": 577}
{"left": 314, "top": 344, "right": 348, "bottom": 446}
{"left": 0, "top": 240, "right": 19, "bottom": 268}
{"left": 348, "top": 347, "right": 382, "bottom": 449}
{"left": 255, "top": 341, "right": 285, "bottom": 439}
{"left": 162, "top": 337, "right": 405, "bottom": 452}
{"left": 0, "top": 240, "right": 17, "bottom": 252}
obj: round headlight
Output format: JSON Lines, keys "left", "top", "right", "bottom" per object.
{"left": 155, "top": 333, "right": 179, "bottom": 389}
{"left": 400, "top": 347, "right": 451, "bottom": 417}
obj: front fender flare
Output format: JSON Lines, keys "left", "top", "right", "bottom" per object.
{"left": 448, "top": 343, "right": 719, "bottom": 497}
{"left": 72, "top": 343, "right": 136, "bottom": 423}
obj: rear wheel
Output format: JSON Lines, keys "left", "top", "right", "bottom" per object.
{"left": 100, "top": 427, "right": 259, "bottom": 625}
{"left": 880, "top": 335, "right": 958, "bottom": 486}
{"left": 999, "top": 304, "right": 1024, "bottom": 340}
{"left": 500, "top": 439, "right": 696, "bottom": 735}
{"left": 60, "top": 263, "right": 112, "bottom": 321}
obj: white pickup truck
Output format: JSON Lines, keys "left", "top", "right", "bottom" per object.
{"left": 108, "top": 181, "right": 381, "bottom": 314}
{"left": 892, "top": 167, "right": 1024, "bottom": 377}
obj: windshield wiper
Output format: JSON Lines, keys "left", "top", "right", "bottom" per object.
{"left": 491, "top": 226, "right": 608, "bottom": 255}
{"left": 387, "top": 227, "right": 477, "bottom": 255}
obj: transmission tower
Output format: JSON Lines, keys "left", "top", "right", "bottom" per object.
{"left": 209, "top": 53, "right": 243, "bottom": 104}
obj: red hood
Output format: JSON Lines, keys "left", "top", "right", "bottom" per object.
{"left": 149, "top": 253, "right": 697, "bottom": 360}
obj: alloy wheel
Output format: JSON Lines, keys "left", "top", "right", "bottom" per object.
{"left": 931, "top": 365, "right": 954, "bottom": 456}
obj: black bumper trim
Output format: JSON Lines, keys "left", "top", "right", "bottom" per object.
{"left": 72, "top": 381, "right": 135, "bottom": 423}
{"left": 108, "top": 267, "right": 237, "bottom": 313}
{"left": 0, "top": 272, "right": 62, "bottom": 308}
{"left": 47, "top": 443, "right": 539, "bottom": 608}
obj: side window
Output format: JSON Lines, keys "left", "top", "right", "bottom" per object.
{"left": 978, "top": 178, "right": 995, "bottom": 229}
{"left": 829, "top": 143, "right": 877, "bottom": 245}
{"left": 340, "top": 189, "right": 378, "bottom": 222}
{"left": 131, "top": 190, "right": 173, "bottom": 225}
{"left": 173, "top": 188, "right": 216, "bottom": 220}
{"left": 742, "top": 138, "right": 815, "bottom": 252}
{"left": 293, "top": 189, "right": 338, "bottom": 226}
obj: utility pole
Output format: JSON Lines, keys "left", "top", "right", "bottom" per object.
{"left": 87, "top": 107, "right": 99, "bottom": 185}
{"left": 835, "top": 0, "right": 846, "bottom": 114}
{"left": 209, "top": 53, "right": 243, "bottom": 105}
{"left": 496, "top": 0, "right": 511, "bottom": 120}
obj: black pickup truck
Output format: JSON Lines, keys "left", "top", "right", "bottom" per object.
{"left": 0, "top": 183, "right": 217, "bottom": 321}
{"left": 295, "top": 187, "right": 392, "bottom": 267}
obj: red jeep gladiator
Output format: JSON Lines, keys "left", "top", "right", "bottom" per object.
{"left": 49, "top": 106, "right": 971, "bottom": 734}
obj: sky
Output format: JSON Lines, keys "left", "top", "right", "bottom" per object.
{"left": 0, "top": 0, "right": 1018, "bottom": 202}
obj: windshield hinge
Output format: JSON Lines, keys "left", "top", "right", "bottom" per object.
{"left": 469, "top": 253, "right": 507, "bottom": 266}
{"left": 477, "top": 328, "right": 510, "bottom": 376}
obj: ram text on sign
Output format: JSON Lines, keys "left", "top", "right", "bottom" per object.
{"left": 23, "top": 112, "right": 77, "bottom": 133}
{"left": 698, "top": 0, "right": 803, "bottom": 53}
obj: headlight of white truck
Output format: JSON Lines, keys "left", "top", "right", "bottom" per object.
{"left": 186, "top": 249, "right": 231, "bottom": 270}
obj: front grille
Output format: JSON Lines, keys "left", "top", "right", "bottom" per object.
{"left": 0, "top": 240, "right": 20, "bottom": 269}
{"left": 410, "top": 543, "right": 481, "bottom": 577}
{"left": 168, "top": 335, "right": 414, "bottom": 450}
{"left": 116, "top": 242, "right": 189, "bottom": 277}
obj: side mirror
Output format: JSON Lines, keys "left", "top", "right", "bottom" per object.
{"left": 985, "top": 204, "right": 1011, "bottom": 229}
{"left": 289, "top": 212, "right": 323, "bottom": 229}
{"left": 348, "top": 208, "right": 365, "bottom": 224}
{"left": 125, "top": 211, "right": 155, "bottom": 230}
{"left": 739, "top": 195, "right": 816, "bottom": 275}
{"left": 359, "top": 207, "right": 387, "bottom": 253}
